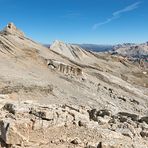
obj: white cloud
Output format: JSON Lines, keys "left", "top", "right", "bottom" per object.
{"left": 92, "top": 1, "right": 141, "bottom": 30}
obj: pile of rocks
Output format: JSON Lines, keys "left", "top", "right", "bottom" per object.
{"left": 0, "top": 101, "right": 147, "bottom": 147}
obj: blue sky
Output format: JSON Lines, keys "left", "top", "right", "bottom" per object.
{"left": 0, "top": 0, "right": 147, "bottom": 44}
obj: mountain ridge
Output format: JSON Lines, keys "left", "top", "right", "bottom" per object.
{"left": 112, "top": 42, "right": 148, "bottom": 57}
{"left": 0, "top": 23, "right": 147, "bottom": 148}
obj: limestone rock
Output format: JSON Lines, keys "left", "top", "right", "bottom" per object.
{"left": 117, "top": 112, "right": 139, "bottom": 121}
{"left": 139, "top": 116, "right": 148, "bottom": 124}
{"left": 98, "top": 142, "right": 121, "bottom": 148}
{"left": 50, "top": 40, "right": 89, "bottom": 61}
{"left": 47, "top": 59, "right": 83, "bottom": 76}
{"left": 88, "top": 109, "right": 112, "bottom": 122}
{"left": 3, "top": 102, "right": 30, "bottom": 115}
{"left": 0, "top": 118, "right": 31, "bottom": 145}
{"left": 0, "top": 102, "right": 148, "bottom": 147}
{"left": 30, "top": 118, "right": 50, "bottom": 130}
{"left": 71, "top": 138, "right": 81, "bottom": 145}
{"left": 3, "top": 103, "right": 16, "bottom": 114}
{"left": 116, "top": 125, "right": 134, "bottom": 138}
{"left": 2, "top": 22, "right": 25, "bottom": 37}
{"left": 97, "top": 116, "right": 110, "bottom": 125}
{"left": 140, "top": 129, "right": 148, "bottom": 137}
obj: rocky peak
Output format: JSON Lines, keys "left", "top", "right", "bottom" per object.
{"left": 53, "top": 40, "right": 64, "bottom": 44}
{"left": 51, "top": 40, "right": 68, "bottom": 48}
{"left": 50, "top": 40, "right": 89, "bottom": 61}
{"left": 2, "top": 22, "right": 25, "bottom": 37}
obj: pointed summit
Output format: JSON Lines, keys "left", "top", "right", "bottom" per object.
{"left": 2, "top": 22, "right": 25, "bottom": 37}
{"left": 50, "top": 40, "right": 89, "bottom": 61}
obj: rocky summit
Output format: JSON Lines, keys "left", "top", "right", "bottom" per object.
{"left": 0, "top": 23, "right": 148, "bottom": 148}
{"left": 0, "top": 22, "right": 25, "bottom": 37}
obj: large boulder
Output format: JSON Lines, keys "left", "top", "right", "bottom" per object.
{"left": 3, "top": 102, "right": 30, "bottom": 115}
{"left": 0, "top": 118, "right": 31, "bottom": 145}
{"left": 88, "top": 109, "right": 112, "bottom": 122}
{"left": 117, "top": 112, "right": 139, "bottom": 121}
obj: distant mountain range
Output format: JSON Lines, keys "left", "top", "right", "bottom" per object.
{"left": 112, "top": 42, "right": 148, "bottom": 58}
{"left": 45, "top": 42, "right": 148, "bottom": 58}
{"left": 74, "top": 44, "right": 113, "bottom": 52}
{"left": 45, "top": 43, "right": 113, "bottom": 52}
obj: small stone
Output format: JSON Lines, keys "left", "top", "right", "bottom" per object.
{"left": 78, "top": 120, "right": 87, "bottom": 127}
{"left": 139, "top": 116, "right": 148, "bottom": 124}
{"left": 97, "top": 116, "right": 109, "bottom": 125}
{"left": 122, "top": 129, "right": 133, "bottom": 138}
{"left": 98, "top": 109, "right": 112, "bottom": 117}
{"left": 71, "top": 138, "right": 81, "bottom": 145}
{"left": 3, "top": 103, "right": 16, "bottom": 114}
{"left": 140, "top": 130, "right": 148, "bottom": 137}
